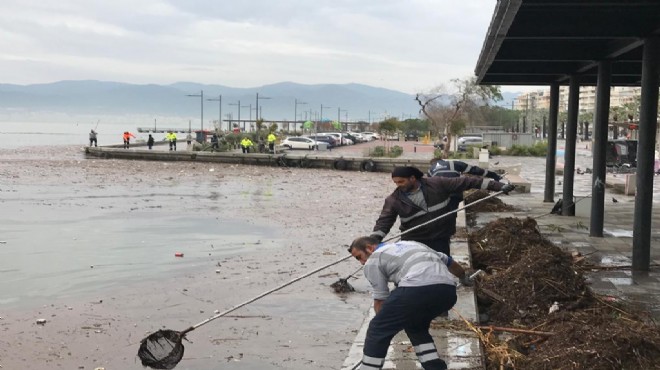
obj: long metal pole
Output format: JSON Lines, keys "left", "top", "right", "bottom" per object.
{"left": 200, "top": 90, "right": 204, "bottom": 131}
{"left": 256, "top": 93, "right": 259, "bottom": 120}
{"left": 562, "top": 76, "right": 580, "bottom": 216}
{"left": 544, "top": 83, "right": 559, "bottom": 203}
{"left": 590, "top": 61, "right": 611, "bottom": 237}
{"left": 633, "top": 37, "right": 660, "bottom": 271}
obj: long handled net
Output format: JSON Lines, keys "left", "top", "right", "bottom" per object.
{"left": 139, "top": 190, "right": 507, "bottom": 369}
{"left": 138, "top": 253, "right": 353, "bottom": 369}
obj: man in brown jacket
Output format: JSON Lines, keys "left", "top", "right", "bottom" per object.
{"left": 370, "top": 166, "right": 514, "bottom": 256}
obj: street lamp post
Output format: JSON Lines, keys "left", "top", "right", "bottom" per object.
{"left": 294, "top": 99, "right": 307, "bottom": 134}
{"left": 207, "top": 94, "right": 222, "bottom": 132}
{"left": 320, "top": 104, "right": 331, "bottom": 133}
{"left": 229, "top": 101, "right": 241, "bottom": 131}
{"left": 186, "top": 90, "right": 204, "bottom": 131}
{"left": 256, "top": 93, "right": 271, "bottom": 121}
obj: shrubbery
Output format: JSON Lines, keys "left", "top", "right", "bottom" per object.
{"left": 371, "top": 145, "right": 403, "bottom": 158}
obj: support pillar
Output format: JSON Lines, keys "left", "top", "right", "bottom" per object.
{"left": 633, "top": 37, "right": 660, "bottom": 271}
{"left": 562, "top": 76, "right": 580, "bottom": 216}
{"left": 544, "top": 83, "right": 559, "bottom": 203}
{"left": 590, "top": 61, "right": 611, "bottom": 237}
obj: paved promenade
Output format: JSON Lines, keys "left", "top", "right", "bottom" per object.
{"left": 334, "top": 140, "right": 660, "bottom": 369}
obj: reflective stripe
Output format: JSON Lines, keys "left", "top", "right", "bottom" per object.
{"left": 372, "top": 230, "right": 386, "bottom": 238}
{"left": 361, "top": 355, "right": 384, "bottom": 369}
{"left": 417, "top": 351, "right": 440, "bottom": 363}
{"left": 399, "top": 199, "right": 450, "bottom": 223}
{"left": 464, "top": 164, "right": 473, "bottom": 173}
{"left": 414, "top": 342, "right": 436, "bottom": 352}
{"left": 480, "top": 178, "right": 492, "bottom": 190}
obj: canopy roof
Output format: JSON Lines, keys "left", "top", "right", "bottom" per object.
{"left": 475, "top": 0, "right": 660, "bottom": 86}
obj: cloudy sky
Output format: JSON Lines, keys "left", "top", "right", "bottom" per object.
{"left": 0, "top": 0, "right": 526, "bottom": 94}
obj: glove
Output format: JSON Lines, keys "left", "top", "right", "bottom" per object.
{"left": 459, "top": 275, "right": 474, "bottom": 287}
{"left": 501, "top": 183, "right": 516, "bottom": 195}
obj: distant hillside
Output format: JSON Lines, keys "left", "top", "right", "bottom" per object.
{"left": 0, "top": 80, "right": 421, "bottom": 123}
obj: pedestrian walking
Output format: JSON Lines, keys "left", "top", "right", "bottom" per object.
{"left": 89, "top": 129, "right": 98, "bottom": 147}
{"left": 167, "top": 131, "right": 177, "bottom": 151}
{"left": 122, "top": 131, "right": 136, "bottom": 149}
{"left": 210, "top": 133, "right": 219, "bottom": 152}
{"left": 267, "top": 132, "right": 277, "bottom": 153}
{"left": 147, "top": 134, "right": 155, "bottom": 150}
{"left": 348, "top": 236, "right": 473, "bottom": 370}
{"left": 370, "top": 166, "right": 514, "bottom": 256}
{"left": 186, "top": 133, "right": 193, "bottom": 150}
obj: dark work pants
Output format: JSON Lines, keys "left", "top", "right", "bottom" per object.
{"left": 361, "top": 284, "right": 457, "bottom": 370}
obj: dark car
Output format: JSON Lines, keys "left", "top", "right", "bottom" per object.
{"left": 404, "top": 131, "right": 419, "bottom": 141}
{"left": 307, "top": 135, "right": 337, "bottom": 148}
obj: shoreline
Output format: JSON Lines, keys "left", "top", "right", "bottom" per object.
{"left": 0, "top": 145, "right": 388, "bottom": 369}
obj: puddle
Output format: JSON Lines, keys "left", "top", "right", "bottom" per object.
{"left": 603, "top": 228, "right": 634, "bottom": 237}
{"left": 600, "top": 254, "right": 631, "bottom": 266}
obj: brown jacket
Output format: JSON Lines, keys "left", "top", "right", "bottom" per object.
{"left": 371, "top": 176, "right": 504, "bottom": 242}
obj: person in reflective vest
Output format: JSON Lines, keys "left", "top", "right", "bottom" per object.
{"left": 267, "top": 132, "right": 277, "bottom": 153}
{"left": 167, "top": 131, "right": 177, "bottom": 151}
{"left": 240, "top": 137, "right": 253, "bottom": 153}
{"left": 122, "top": 131, "right": 136, "bottom": 149}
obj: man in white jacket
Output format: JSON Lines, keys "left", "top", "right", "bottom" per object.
{"left": 348, "top": 236, "right": 472, "bottom": 370}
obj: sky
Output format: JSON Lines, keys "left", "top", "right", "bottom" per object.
{"left": 0, "top": 0, "right": 533, "bottom": 94}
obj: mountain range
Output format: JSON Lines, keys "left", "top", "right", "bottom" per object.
{"left": 0, "top": 80, "right": 425, "bottom": 123}
{"left": 0, "top": 80, "right": 520, "bottom": 124}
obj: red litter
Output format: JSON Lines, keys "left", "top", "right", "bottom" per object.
{"left": 174, "top": 252, "right": 184, "bottom": 257}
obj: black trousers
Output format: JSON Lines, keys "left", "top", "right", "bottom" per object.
{"left": 361, "top": 284, "right": 456, "bottom": 370}
{"left": 407, "top": 237, "right": 451, "bottom": 256}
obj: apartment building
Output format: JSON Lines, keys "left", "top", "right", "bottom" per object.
{"left": 513, "top": 86, "right": 641, "bottom": 114}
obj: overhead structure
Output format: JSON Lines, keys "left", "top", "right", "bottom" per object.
{"left": 475, "top": 0, "right": 660, "bottom": 86}
{"left": 474, "top": 0, "right": 660, "bottom": 271}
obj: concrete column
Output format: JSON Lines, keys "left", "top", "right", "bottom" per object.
{"left": 633, "top": 37, "right": 660, "bottom": 271}
{"left": 590, "top": 61, "right": 611, "bottom": 237}
{"left": 544, "top": 83, "right": 560, "bottom": 203}
{"left": 562, "top": 76, "right": 580, "bottom": 216}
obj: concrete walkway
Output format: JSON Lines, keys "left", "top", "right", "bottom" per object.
{"left": 340, "top": 144, "right": 660, "bottom": 369}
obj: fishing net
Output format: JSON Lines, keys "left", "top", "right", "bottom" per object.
{"left": 330, "top": 278, "right": 355, "bottom": 293}
{"left": 138, "top": 329, "right": 186, "bottom": 369}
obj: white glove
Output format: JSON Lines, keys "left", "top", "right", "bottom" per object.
{"left": 459, "top": 275, "right": 474, "bottom": 287}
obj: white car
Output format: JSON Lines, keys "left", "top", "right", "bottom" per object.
{"left": 361, "top": 132, "right": 380, "bottom": 140}
{"left": 281, "top": 137, "right": 320, "bottom": 150}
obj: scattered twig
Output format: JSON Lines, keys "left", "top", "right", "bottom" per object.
{"left": 476, "top": 325, "right": 555, "bottom": 337}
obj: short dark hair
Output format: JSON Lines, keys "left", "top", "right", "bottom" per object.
{"left": 348, "top": 236, "right": 379, "bottom": 253}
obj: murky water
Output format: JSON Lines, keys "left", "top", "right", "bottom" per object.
{"left": 0, "top": 182, "right": 279, "bottom": 309}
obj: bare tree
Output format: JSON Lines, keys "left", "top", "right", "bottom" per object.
{"left": 416, "top": 76, "right": 502, "bottom": 155}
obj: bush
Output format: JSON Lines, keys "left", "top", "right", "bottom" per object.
{"left": 389, "top": 145, "right": 403, "bottom": 157}
{"left": 505, "top": 141, "right": 547, "bottom": 157}
{"left": 371, "top": 146, "right": 386, "bottom": 157}
{"left": 370, "top": 145, "right": 403, "bottom": 158}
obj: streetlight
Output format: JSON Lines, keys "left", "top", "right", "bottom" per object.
{"left": 256, "top": 93, "right": 271, "bottom": 121}
{"left": 320, "top": 104, "right": 331, "bottom": 133}
{"left": 294, "top": 99, "right": 307, "bottom": 133}
{"left": 186, "top": 90, "right": 204, "bottom": 131}
{"left": 338, "top": 107, "right": 347, "bottom": 130}
{"left": 207, "top": 95, "right": 222, "bottom": 132}
{"left": 228, "top": 100, "right": 241, "bottom": 131}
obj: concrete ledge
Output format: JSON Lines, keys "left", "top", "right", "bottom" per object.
{"left": 605, "top": 173, "right": 636, "bottom": 195}
{"left": 505, "top": 174, "right": 531, "bottom": 193}
{"left": 84, "top": 146, "right": 433, "bottom": 173}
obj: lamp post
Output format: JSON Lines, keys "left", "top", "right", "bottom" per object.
{"left": 206, "top": 94, "right": 222, "bottom": 132}
{"left": 229, "top": 101, "right": 241, "bottom": 131}
{"left": 186, "top": 90, "right": 204, "bottom": 131}
{"left": 320, "top": 104, "right": 331, "bottom": 133}
{"left": 294, "top": 99, "right": 307, "bottom": 134}
{"left": 256, "top": 93, "right": 271, "bottom": 121}
{"left": 338, "top": 107, "right": 347, "bottom": 130}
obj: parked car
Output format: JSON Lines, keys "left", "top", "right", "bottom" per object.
{"left": 319, "top": 132, "right": 347, "bottom": 145}
{"left": 281, "top": 137, "right": 320, "bottom": 150}
{"left": 385, "top": 132, "right": 400, "bottom": 141}
{"left": 348, "top": 132, "right": 367, "bottom": 143}
{"left": 457, "top": 136, "right": 483, "bottom": 152}
{"left": 343, "top": 132, "right": 361, "bottom": 144}
{"left": 306, "top": 135, "right": 337, "bottom": 148}
{"left": 361, "top": 132, "right": 380, "bottom": 141}
{"left": 404, "top": 131, "right": 419, "bottom": 141}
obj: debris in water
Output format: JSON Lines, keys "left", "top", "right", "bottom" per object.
{"left": 330, "top": 278, "right": 355, "bottom": 293}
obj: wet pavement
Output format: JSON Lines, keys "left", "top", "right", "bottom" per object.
{"left": 331, "top": 139, "right": 660, "bottom": 369}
